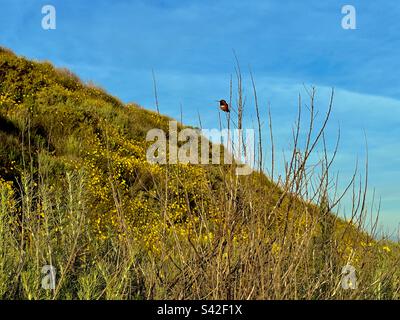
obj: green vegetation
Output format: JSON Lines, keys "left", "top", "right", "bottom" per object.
{"left": 0, "top": 47, "right": 399, "bottom": 299}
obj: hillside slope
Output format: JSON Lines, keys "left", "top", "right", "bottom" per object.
{"left": 0, "top": 47, "right": 398, "bottom": 299}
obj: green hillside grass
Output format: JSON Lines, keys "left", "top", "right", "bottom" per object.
{"left": 0, "top": 47, "right": 399, "bottom": 299}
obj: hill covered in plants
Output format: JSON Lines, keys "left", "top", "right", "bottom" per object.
{"left": 0, "top": 47, "right": 398, "bottom": 299}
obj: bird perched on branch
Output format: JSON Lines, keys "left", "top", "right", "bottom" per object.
{"left": 217, "top": 99, "right": 230, "bottom": 113}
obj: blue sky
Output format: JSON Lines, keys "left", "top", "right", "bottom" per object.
{"left": 1, "top": 0, "right": 399, "bottom": 236}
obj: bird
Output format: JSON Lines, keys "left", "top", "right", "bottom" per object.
{"left": 217, "top": 99, "right": 230, "bottom": 113}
